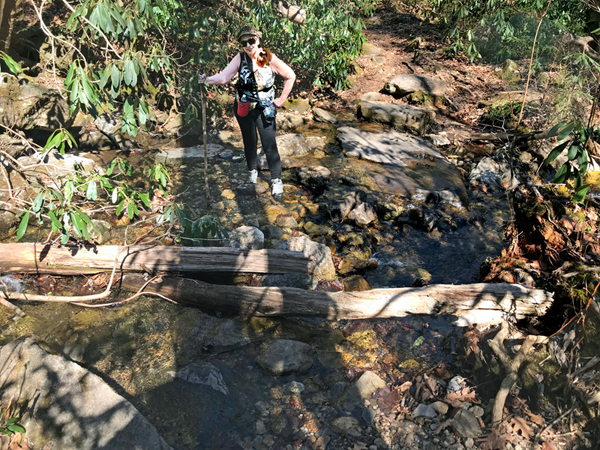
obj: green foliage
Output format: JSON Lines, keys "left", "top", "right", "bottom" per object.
{"left": 0, "top": 416, "right": 24, "bottom": 436}
{"left": 172, "top": 207, "right": 228, "bottom": 246}
{"left": 543, "top": 121, "right": 594, "bottom": 203}
{"left": 147, "top": 162, "right": 170, "bottom": 193}
{"left": 42, "top": 128, "right": 78, "bottom": 157}
{"left": 0, "top": 51, "right": 22, "bottom": 75}
{"left": 422, "top": 0, "right": 586, "bottom": 64}
{"left": 16, "top": 157, "right": 175, "bottom": 243}
{"left": 190, "top": 0, "right": 377, "bottom": 91}
{"left": 57, "top": 0, "right": 178, "bottom": 132}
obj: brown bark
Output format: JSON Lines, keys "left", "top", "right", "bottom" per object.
{"left": 120, "top": 275, "right": 553, "bottom": 324}
{"left": 0, "top": 243, "right": 310, "bottom": 275}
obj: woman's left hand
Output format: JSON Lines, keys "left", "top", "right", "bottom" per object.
{"left": 273, "top": 98, "right": 285, "bottom": 108}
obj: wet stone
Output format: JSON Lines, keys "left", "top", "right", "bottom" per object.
{"left": 357, "top": 101, "right": 433, "bottom": 135}
{"left": 275, "top": 214, "right": 299, "bottom": 229}
{"left": 348, "top": 202, "right": 377, "bottom": 227}
{"left": 284, "top": 381, "right": 305, "bottom": 395}
{"left": 175, "top": 363, "right": 230, "bottom": 395}
{"left": 219, "top": 149, "right": 234, "bottom": 159}
{"left": 343, "top": 275, "right": 372, "bottom": 292}
{"left": 361, "top": 405, "right": 378, "bottom": 425}
{"left": 330, "top": 416, "right": 362, "bottom": 438}
{"left": 276, "top": 235, "right": 336, "bottom": 281}
{"left": 297, "top": 165, "right": 331, "bottom": 192}
{"left": 221, "top": 189, "right": 236, "bottom": 200}
{"left": 262, "top": 273, "right": 318, "bottom": 290}
{"left": 355, "top": 371, "right": 387, "bottom": 398}
{"left": 304, "top": 221, "right": 331, "bottom": 237}
{"left": 256, "top": 339, "right": 315, "bottom": 375}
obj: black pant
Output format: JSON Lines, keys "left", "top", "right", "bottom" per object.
{"left": 235, "top": 101, "right": 281, "bottom": 180}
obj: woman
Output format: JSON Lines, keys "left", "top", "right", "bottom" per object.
{"left": 201, "top": 26, "right": 296, "bottom": 197}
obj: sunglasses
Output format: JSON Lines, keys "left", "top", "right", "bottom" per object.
{"left": 240, "top": 37, "right": 256, "bottom": 47}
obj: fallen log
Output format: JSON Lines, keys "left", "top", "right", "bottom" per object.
{"left": 120, "top": 275, "right": 553, "bottom": 325}
{"left": 0, "top": 243, "right": 310, "bottom": 276}
{"left": 469, "top": 129, "right": 550, "bottom": 143}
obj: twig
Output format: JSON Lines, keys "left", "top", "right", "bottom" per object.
{"left": 71, "top": 275, "right": 177, "bottom": 307}
{"left": 536, "top": 406, "right": 576, "bottom": 439}
{"left": 29, "top": 0, "right": 88, "bottom": 68}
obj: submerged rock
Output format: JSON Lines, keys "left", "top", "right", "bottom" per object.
{"left": 0, "top": 336, "right": 172, "bottom": 450}
{"left": 256, "top": 339, "right": 315, "bottom": 375}
{"left": 175, "top": 363, "right": 230, "bottom": 395}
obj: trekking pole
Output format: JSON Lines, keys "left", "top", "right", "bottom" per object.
{"left": 201, "top": 82, "right": 210, "bottom": 207}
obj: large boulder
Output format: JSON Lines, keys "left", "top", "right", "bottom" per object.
{"left": 357, "top": 101, "right": 433, "bottom": 135}
{"left": 0, "top": 336, "right": 172, "bottom": 450}
{"left": 338, "top": 126, "right": 444, "bottom": 165}
{"left": 0, "top": 74, "right": 72, "bottom": 131}
{"left": 383, "top": 74, "right": 447, "bottom": 97}
{"left": 337, "top": 127, "right": 468, "bottom": 203}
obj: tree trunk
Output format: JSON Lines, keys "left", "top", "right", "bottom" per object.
{"left": 0, "top": 243, "right": 310, "bottom": 275}
{"left": 121, "top": 274, "right": 553, "bottom": 325}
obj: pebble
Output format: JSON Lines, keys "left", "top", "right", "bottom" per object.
{"left": 470, "top": 405, "right": 484, "bottom": 418}
{"left": 373, "top": 437, "right": 386, "bottom": 448}
{"left": 254, "top": 420, "right": 266, "bottom": 435}
{"left": 411, "top": 403, "right": 437, "bottom": 418}
{"left": 464, "top": 438, "right": 475, "bottom": 448}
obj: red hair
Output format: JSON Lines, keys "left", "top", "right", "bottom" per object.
{"left": 257, "top": 46, "right": 272, "bottom": 67}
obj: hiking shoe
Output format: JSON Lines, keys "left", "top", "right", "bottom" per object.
{"left": 271, "top": 178, "right": 284, "bottom": 197}
{"left": 247, "top": 169, "right": 258, "bottom": 184}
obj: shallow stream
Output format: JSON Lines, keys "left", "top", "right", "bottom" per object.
{"left": 0, "top": 110, "right": 510, "bottom": 448}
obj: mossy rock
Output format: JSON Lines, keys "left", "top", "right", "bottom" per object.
{"left": 499, "top": 59, "right": 520, "bottom": 84}
{"left": 282, "top": 98, "right": 311, "bottom": 114}
{"left": 346, "top": 329, "right": 378, "bottom": 350}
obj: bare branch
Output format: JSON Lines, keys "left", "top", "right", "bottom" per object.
{"left": 272, "top": 0, "right": 306, "bottom": 25}
{"left": 562, "top": 33, "right": 600, "bottom": 62}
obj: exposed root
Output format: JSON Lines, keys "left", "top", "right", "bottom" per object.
{"left": 488, "top": 322, "right": 549, "bottom": 426}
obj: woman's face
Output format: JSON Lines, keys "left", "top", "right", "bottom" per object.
{"left": 240, "top": 34, "right": 260, "bottom": 57}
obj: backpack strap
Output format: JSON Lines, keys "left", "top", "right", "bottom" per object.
{"left": 237, "top": 52, "right": 259, "bottom": 101}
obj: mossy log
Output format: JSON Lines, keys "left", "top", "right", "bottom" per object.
{"left": 0, "top": 243, "right": 310, "bottom": 275}
{"left": 121, "top": 275, "right": 553, "bottom": 325}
